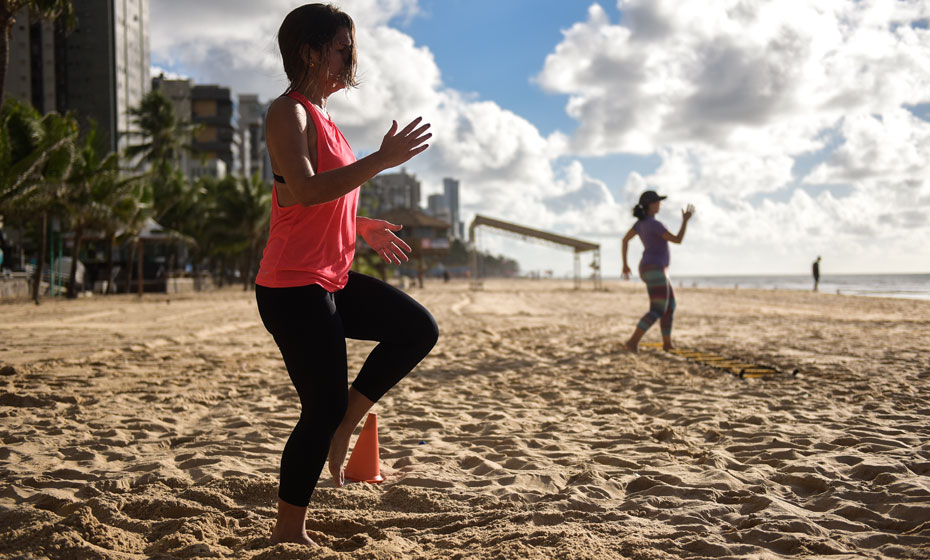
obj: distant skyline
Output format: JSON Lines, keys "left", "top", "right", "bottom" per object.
{"left": 150, "top": 0, "right": 930, "bottom": 276}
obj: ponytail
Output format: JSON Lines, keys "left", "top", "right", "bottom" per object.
{"left": 632, "top": 203, "right": 646, "bottom": 220}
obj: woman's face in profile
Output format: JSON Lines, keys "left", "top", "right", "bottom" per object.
{"left": 649, "top": 201, "right": 661, "bottom": 215}
{"left": 321, "top": 27, "right": 352, "bottom": 94}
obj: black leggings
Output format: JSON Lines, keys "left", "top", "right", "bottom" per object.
{"left": 255, "top": 272, "right": 439, "bottom": 507}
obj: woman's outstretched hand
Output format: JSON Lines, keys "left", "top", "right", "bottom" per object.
{"left": 682, "top": 204, "right": 696, "bottom": 222}
{"left": 377, "top": 117, "right": 431, "bottom": 169}
{"left": 358, "top": 218, "right": 412, "bottom": 264}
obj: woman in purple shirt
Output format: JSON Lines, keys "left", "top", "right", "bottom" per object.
{"left": 621, "top": 191, "right": 695, "bottom": 352}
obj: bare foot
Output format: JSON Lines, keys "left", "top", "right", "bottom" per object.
{"left": 270, "top": 499, "right": 316, "bottom": 546}
{"left": 663, "top": 343, "right": 674, "bottom": 352}
{"left": 327, "top": 427, "right": 351, "bottom": 487}
{"left": 270, "top": 528, "right": 315, "bottom": 546}
{"left": 623, "top": 339, "right": 638, "bottom": 353}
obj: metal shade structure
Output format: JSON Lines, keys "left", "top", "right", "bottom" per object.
{"left": 468, "top": 214, "right": 602, "bottom": 290}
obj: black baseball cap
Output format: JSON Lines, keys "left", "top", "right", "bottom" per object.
{"left": 638, "top": 190, "right": 667, "bottom": 206}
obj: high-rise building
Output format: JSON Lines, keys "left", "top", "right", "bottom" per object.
{"left": 2, "top": 7, "right": 58, "bottom": 113}
{"left": 3, "top": 0, "right": 151, "bottom": 154}
{"left": 111, "top": 0, "right": 150, "bottom": 155}
{"left": 366, "top": 170, "right": 422, "bottom": 216}
{"left": 153, "top": 78, "right": 264, "bottom": 180}
{"left": 443, "top": 177, "right": 463, "bottom": 239}
{"left": 151, "top": 75, "right": 193, "bottom": 174}
{"left": 427, "top": 193, "right": 445, "bottom": 216}
{"left": 190, "top": 84, "right": 235, "bottom": 178}
{"left": 238, "top": 94, "right": 268, "bottom": 180}
{"left": 426, "top": 193, "right": 452, "bottom": 226}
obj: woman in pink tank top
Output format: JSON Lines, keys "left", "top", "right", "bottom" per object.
{"left": 256, "top": 4, "right": 438, "bottom": 546}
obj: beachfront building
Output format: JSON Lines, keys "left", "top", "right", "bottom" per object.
{"left": 427, "top": 193, "right": 452, "bottom": 227}
{"left": 2, "top": 6, "right": 58, "bottom": 113}
{"left": 423, "top": 178, "right": 465, "bottom": 241}
{"left": 3, "top": 0, "right": 151, "bottom": 154}
{"left": 152, "top": 79, "right": 268, "bottom": 181}
{"left": 189, "top": 84, "right": 235, "bottom": 178}
{"left": 364, "top": 169, "right": 422, "bottom": 216}
{"left": 443, "top": 177, "right": 464, "bottom": 240}
{"left": 238, "top": 94, "right": 270, "bottom": 181}
{"left": 375, "top": 207, "right": 451, "bottom": 287}
{"left": 151, "top": 75, "right": 194, "bottom": 175}
{"left": 424, "top": 178, "right": 465, "bottom": 240}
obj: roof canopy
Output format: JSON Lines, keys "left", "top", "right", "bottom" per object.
{"left": 468, "top": 214, "right": 599, "bottom": 253}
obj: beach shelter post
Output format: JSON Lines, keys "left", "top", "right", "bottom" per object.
{"left": 573, "top": 252, "right": 580, "bottom": 290}
{"left": 137, "top": 239, "right": 144, "bottom": 297}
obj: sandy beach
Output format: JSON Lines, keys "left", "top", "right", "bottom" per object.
{"left": 1, "top": 279, "right": 928, "bottom": 559}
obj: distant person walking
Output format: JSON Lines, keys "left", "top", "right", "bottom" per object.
{"left": 812, "top": 256, "right": 821, "bottom": 292}
{"left": 621, "top": 191, "right": 695, "bottom": 352}
{"left": 255, "top": 4, "right": 438, "bottom": 547}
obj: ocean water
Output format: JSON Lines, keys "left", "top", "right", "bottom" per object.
{"left": 667, "top": 273, "right": 930, "bottom": 301}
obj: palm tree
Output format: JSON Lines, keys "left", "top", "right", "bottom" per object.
{"left": 353, "top": 181, "right": 388, "bottom": 280}
{"left": 0, "top": 0, "right": 74, "bottom": 106}
{"left": 1, "top": 97, "right": 76, "bottom": 210}
{"left": 211, "top": 173, "right": 271, "bottom": 290}
{"left": 184, "top": 175, "right": 220, "bottom": 289}
{"left": 119, "top": 187, "right": 154, "bottom": 296}
{"left": 146, "top": 169, "right": 211, "bottom": 290}
{"left": 124, "top": 89, "right": 201, "bottom": 287}
{"left": 61, "top": 122, "right": 144, "bottom": 297}
{"left": 99, "top": 179, "right": 151, "bottom": 294}
{"left": 0, "top": 97, "right": 77, "bottom": 303}
{"left": 124, "top": 89, "right": 195, "bottom": 171}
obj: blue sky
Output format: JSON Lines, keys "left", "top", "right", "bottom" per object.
{"left": 397, "top": 1, "right": 609, "bottom": 136}
{"left": 150, "top": 0, "right": 930, "bottom": 276}
{"left": 395, "top": 1, "right": 665, "bottom": 212}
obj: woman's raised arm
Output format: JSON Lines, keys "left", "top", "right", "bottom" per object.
{"left": 267, "top": 99, "right": 431, "bottom": 207}
{"left": 661, "top": 204, "right": 695, "bottom": 244}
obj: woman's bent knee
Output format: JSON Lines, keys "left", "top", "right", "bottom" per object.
{"left": 420, "top": 312, "right": 439, "bottom": 351}
{"left": 402, "top": 306, "right": 439, "bottom": 354}
{"left": 299, "top": 394, "right": 348, "bottom": 436}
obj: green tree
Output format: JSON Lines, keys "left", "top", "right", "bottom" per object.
{"left": 124, "top": 89, "right": 194, "bottom": 171}
{"left": 154, "top": 171, "right": 214, "bottom": 290}
{"left": 0, "top": 97, "right": 76, "bottom": 211}
{"left": 210, "top": 173, "right": 271, "bottom": 290}
{"left": 0, "top": 0, "right": 74, "bottom": 106}
{"left": 0, "top": 98, "right": 77, "bottom": 303}
{"left": 122, "top": 88, "right": 203, "bottom": 291}
{"left": 61, "top": 122, "right": 143, "bottom": 297}
{"left": 352, "top": 181, "right": 389, "bottom": 280}
{"left": 119, "top": 186, "right": 155, "bottom": 296}
{"left": 100, "top": 178, "right": 151, "bottom": 295}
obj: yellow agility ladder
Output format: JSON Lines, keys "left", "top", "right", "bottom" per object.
{"left": 641, "top": 343, "right": 798, "bottom": 378}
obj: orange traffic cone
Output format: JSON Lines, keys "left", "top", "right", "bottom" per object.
{"left": 344, "top": 413, "right": 384, "bottom": 483}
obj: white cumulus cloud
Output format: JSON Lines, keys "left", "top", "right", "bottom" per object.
{"left": 150, "top": 0, "right": 930, "bottom": 275}
{"left": 535, "top": 0, "right": 930, "bottom": 274}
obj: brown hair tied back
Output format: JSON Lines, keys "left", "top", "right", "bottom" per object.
{"left": 278, "top": 3, "right": 358, "bottom": 95}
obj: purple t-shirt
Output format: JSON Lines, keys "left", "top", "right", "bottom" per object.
{"left": 633, "top": 217, "right": 670, "bottom": 268}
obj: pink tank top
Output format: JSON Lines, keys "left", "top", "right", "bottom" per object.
{"left": 256, "top": 91, "right": 359, "bottom": 291}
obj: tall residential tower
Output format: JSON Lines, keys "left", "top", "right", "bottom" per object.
{"left": 3, "top": 0, "right": 151, "bottom": 153}
{"left": 443, "top": 177, "right": 463, "bottom": 239}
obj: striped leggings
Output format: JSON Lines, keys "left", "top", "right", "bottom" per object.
{"left": 637, "top": 265, "right": 676, "bottom": 336}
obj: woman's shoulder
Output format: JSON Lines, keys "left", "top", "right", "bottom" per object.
{"left": 267, "top": 95, "right": 302, "bottom": 117}
{"left": 266, "top": 95, "right": 312, "bottom": 133}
